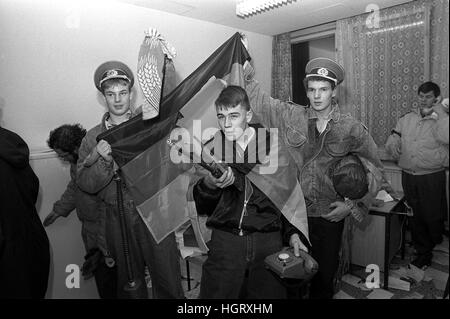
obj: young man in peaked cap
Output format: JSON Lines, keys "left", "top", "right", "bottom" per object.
{"left": 243, "top": 55, "right": 383, "bottom": 299}
{"left": 76, "top": 61, "right": 184, "bottom": 299}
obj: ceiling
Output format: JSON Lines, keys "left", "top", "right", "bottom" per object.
{"left": 116, "top": 0, "right": 414, "bottom": 36}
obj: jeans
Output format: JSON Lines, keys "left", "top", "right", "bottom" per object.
{"left": 105, "top": 201, "right": 184, "bottom": 299}
{"left": 200, "top": 229, "right": 286, "bottom": 299}
{"left": 308, "top": 216, "right": 344, "bottom": 299}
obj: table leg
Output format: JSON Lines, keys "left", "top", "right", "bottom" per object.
{"left": 186, "top": 259, "right": 191, "bottom": 291}
{"left": 384, "top": 214, "right": 391, "bottom": 290}
{"left": 401, "top": 216, "right": 406, "bottom": 260}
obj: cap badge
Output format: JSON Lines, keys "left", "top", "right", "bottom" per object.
{"left": 318, "top": 68, "right": 329, "bottom": 76}
{"left": 106, "top": 70, "right": 119, "bottom": 77}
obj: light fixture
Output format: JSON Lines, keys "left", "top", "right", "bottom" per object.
{"left": 236, "top": 0, "right": 296, "bottom": 18}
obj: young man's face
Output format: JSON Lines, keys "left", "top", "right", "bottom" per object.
{"left": 306, "top": 80, "right": 336, "bottom": 113}
{"left": 418, "top": 90, "right": 438, "bottom": 109}
{"left": 103, "top": 82, "right": 132, "bottom": 117}
{"left": 216, "top": 103, "right": 252, "bottom": 141}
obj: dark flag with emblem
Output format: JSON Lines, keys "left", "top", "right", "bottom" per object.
{"left": 97, "top": 33, "right": 251, "bottom": 243}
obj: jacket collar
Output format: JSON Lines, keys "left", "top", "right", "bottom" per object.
{"left": 412, "top": 107, "right": 439, "bottom": 121}
{"left": 102, "top": 109, "right": 134, "bottom": 130}
{"left": 307, "top": 104, "right": 341, "bottom": 123}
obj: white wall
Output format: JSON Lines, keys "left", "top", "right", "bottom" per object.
{"left": 0, "top": 0, "right": 272, "bottom": 151}
{"left": 30, "top": 152, "right": 99, "bottom": 299}
{"left": 0, "top": 0, "right": 272, "bottom": 299}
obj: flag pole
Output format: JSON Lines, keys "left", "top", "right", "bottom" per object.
{"left": 114, "top": 172, "right": 142, "bottom": 298}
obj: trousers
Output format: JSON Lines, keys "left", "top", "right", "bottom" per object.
{"left": 402, "top": 170, "right": 447, "bottom": 257}
{"left": 200, "top": 229, "right": 287, "bottom": 299}
{"left": 308, "top": 216, "right": 344, "bottom": 299}
{"left": 105, "top": 200, "right": 184, "bottom": 299}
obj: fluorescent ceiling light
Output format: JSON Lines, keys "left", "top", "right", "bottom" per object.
{"left": 236, "top": 0, "right": 296, "bottom": 18}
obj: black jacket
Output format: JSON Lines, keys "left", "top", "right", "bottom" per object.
{"left": 0, "top": 127, "right": 50, "bottom": 298}
{"left": 193, "top": 124, "right": 299, "bottom": 243}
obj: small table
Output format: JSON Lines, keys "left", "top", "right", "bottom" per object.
{"left": 351, "top": 197, "right": 408, "bottom": 290}
{"left": 369, "top": 198, "right": 408, "bottom": 290}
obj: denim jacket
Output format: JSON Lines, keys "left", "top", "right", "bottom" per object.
{"left": 300, "top": 106, "right": 383, "bottom": 217}
{"left": 245, "top": 77, "right": 383, "bottom": 219}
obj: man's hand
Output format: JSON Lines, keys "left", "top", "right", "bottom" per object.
{"left": 321, "top": 201, "right": 351, "bottom": 222}
{"left": 386, "top": 134, "right": 401, "bottom": 159}
{"left": 240, "top": 32, "right": 249, "bottom": 51}
{"left": 391, "top": 142, "right": 401, "bottom": 159}
{"left": 81, "top": 248, "right": 103, "bottom": 280}
{"left": 43, "top": 210, "right": 60, "bottom": 227}
{"left": 289, "top": 233, "right": 308, "bottom": 256}
{"left": 441, "top": 98, "right": 449, "bottom": 113}
{"left": 203, "top": 166, "right": 235, "bottom": 189}
{"left": 96, "top": 139, "right": 113, "bottom": 162}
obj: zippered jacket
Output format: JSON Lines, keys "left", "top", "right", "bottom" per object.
{"left": 192, "top": 123, "right": 309, "bottom": 246}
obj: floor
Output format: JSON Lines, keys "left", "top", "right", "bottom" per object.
{"left": 335, "top": 235, "right": 449, "bottom": 299}
{"left": 177, "top": 235, "right": 449, "bottom": 299}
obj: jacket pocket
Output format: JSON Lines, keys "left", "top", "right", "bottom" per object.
{"left": 324, "top": 138, "right": 351, "bottom": 157}
{"left": 285, "top": 124, "right": 307, "bottom": 148}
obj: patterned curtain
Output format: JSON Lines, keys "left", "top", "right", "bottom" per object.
{"left": 271, "top": 32, "right": 292, "bottom": 100}
{"left": 333, "top": 0, "right": 449, "bottom": 294}
{"left": 336, "top": 1, "right": 433, "bottom": 147}
{"left": 429, "top": 0, "right": 449, "bottom": 97}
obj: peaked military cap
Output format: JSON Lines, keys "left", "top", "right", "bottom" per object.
{"left": 94, "top": 61, "right": 134, "bottom": 92}
{"left": 305, "top": 57, "right": 345, "bottom": 85}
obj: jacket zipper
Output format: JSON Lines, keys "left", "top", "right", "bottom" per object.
{"left": 238, "top": 177, "right": 253, "bottom": 236}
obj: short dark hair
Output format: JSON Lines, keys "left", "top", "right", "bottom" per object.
{"left": 418, "top": 81, "right": 440, "bottom": 97}
{"left": 303, "top": 76, "right": 336, "bottom": 91}
{"left": 101, "top": 78, "right": 131, "bottom": 95}
{"left": 215, "top": 85, "right": 250, "bottom": 111}
{"left": 47, "top": 124, "right": 86, "bottom": 153}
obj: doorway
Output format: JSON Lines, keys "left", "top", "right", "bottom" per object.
{"left": 291, "top": 35, "right": 335, "bottom": 106}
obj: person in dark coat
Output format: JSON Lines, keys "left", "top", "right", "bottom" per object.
{"left": 0, "top": 126, "right": 50, "bottom": 298}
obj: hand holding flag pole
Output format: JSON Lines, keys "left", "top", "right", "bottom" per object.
{"left": 167, "top": 127, "right": 228, "bottom": 179}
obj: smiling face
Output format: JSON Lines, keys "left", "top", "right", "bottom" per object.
{"left": 216, "top": 103, "right": 252, "bottom": 141}
{"left": 306, "top": 79, "right": 336, "bottom": 115}
{"left": 102, "top": 80, "right": 132, "bottom": 117}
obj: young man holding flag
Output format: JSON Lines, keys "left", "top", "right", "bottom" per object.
{"left": 190, "top": 85, "right": 312, "bottom": 299}
{"left": 76, "top": 61, "right": 184, "bottom": 299}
